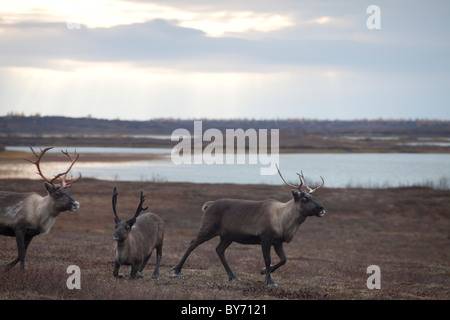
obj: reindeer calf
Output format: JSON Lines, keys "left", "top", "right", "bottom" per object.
{"left": 112, "top": 188, "right": 164, "bottom": 279}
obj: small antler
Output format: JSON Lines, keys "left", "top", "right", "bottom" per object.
{"left": 112, "top": 187, "right": 120, "bottom": 223}
{"left": 132, "top": 191, "right": 148, "bottom": 220}
{"left": 276, "top": 164, "right": 324, "bottom": 194}
{"left": 26, "top": 145, "right": 80, "bottom": 188}
{"left": 113, "top": 189, "right": 149, "bottom": 225}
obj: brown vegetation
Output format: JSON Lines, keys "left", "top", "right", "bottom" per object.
{"left": 0, "top": 178, "right": 449, "bottom": 300}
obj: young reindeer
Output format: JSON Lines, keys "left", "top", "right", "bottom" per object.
{"left": 0, "top": 146, "right": 81, "bottom": 268}
{"left": 112, "top": 187, "right": 164, "bottom": 279}
{"left": 172, "top": 165, "right": 325, "bottom": 287}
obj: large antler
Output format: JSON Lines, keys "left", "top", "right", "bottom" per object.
{"left": 276, "top": 163, "right": 303, "bottom": 190}
{"left": 297, "top": 171, "right": 324, "bottom": 194}
{"left": 26, "top": 146, "right": 59, "bottom": 186}
{"left": 276, "top": 164, "right": 324, "bottom": 194}
{"left": 59, "top": 149, "right": 81, "bottom": 187}
{"left": 26, "top": 145, "right": 81, "bottom": 188}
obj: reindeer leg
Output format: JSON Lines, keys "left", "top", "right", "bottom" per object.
{"left": 138, "top": 252, "right": 152, "bottom": 278}
{"left": 259, "top": 242, "right": 286, "bottom": 275}
{"left": 152, "top": 244, "right": 162, "bottom": 279}
{"left": 129, "top": 263, "right": 139, "bottom": 279}
{"left": 269, "top": 242, "right": 287, "bottom": 273}
{"left": 172, "top": 228, "right": 217, "bottom": 277}
{"left": 216, "top": 237, "right": 239, "bottom": 281}
{"left": 13, "top": 230, "right": 32, "bottom": 269}
{"left": 113, "top": 261, "right": 124, "bottom": 278}
{"left": 261, "top": 240, "right": 277, "bottom": 288}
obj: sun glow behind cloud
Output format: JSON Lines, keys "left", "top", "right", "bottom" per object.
{"left": 0, "top": 0, "right": 293, "bottom": 37}
{"left": 0, "top": 63, "right": 277, "bottom": 118}
{"left": 1, "top": 61, "right": 363, "bottom": 120}
{"left": 178, "top": 11, "right": 293, "bottom": 37}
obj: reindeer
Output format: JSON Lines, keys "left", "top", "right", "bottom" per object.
{"left": 0, "top": 146, "right": 80, "bottom": 268}
{"left": 112, "top": 188, "right": 164, "bottom": 279}
{"left": 172, "top": 165, "right": 325, "bottom": 287}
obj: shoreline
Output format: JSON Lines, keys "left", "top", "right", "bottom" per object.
{"left": 1, "top": 144, "right": 450, "bottom": 164}
{"left": 0, "top": 150, "right": 168, "bottom": 163}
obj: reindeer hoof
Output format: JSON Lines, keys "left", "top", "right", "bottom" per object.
{"left": 152, "top": 273, "right": 159, "bottom": 279}
{"left": 172, "top": 271, "right": 182, "bottom": 278}
{"left": 172, "top": 266, "right": 183, "bottom": 278}
{"left": 265, "top": 279, "right": 278, "bottom": 288}
{"left": 137, "top": 271, "right": 144, "bottom": 279}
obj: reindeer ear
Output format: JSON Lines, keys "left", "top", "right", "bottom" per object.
{"left": 44, "top": 182, "right": 55, "bottom": 194}
{"left": 291, "top": 190, "right": 302, "bottom": 202}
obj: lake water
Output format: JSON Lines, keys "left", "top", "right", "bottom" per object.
{"left": 4, "top": 146, "right": 450, "bottom": 189}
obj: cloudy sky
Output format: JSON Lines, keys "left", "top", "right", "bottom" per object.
{"left": 0, "top": 0, "right": 449, "bottom": 120}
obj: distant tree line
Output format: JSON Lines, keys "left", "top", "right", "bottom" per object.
{"left": 1, "top": 115, "right": 449, "bottom": 137}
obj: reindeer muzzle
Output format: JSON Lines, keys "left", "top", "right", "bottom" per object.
{"left": 316, "top": 208, "right": 326, "bottom": 217}
{"left": 70, "top": 201, "right": 80, "bottom": 212}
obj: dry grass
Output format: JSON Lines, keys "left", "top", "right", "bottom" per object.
{"left": 0, "top": 179, "right": 449, "bottom": 300}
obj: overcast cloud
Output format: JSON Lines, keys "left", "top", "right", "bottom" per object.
{"left": 0, "top": 0, "right": 449, "bottom": 120}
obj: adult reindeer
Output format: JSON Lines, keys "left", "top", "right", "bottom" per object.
{"left": 172, "top": 165, "right": 325, "bottom": 287}
{"left": 0, "top": 146, "right": 81, "bottom": 268}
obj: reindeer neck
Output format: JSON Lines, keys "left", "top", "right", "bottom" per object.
{"left": 283, "top": 199, "right": 307, "bottom": 221}
{"left": 33, "top": 194, "right": 61, "bottom": 234}
{"left": 115, "top": 232, "right": 139, "bottom": 263}
{"left": 280, "top": 200, "right": 307, "bottom": 243}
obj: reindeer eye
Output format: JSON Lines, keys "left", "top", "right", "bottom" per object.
{"left": 54, "top": 190, "right": 64, "bottom": 198}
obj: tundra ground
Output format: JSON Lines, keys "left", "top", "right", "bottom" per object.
{"left": 0, "top": 178, "right": 449, "bottom": 300}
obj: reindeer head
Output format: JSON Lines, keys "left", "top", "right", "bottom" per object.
{"left": 112, "top": 187, "right": 148, "bottom": 242}
{"left": 26, "top": 146, "right": 81, "bottom": 212}
{"left": 276, "top": 164, "right": 326, "bottom": 217}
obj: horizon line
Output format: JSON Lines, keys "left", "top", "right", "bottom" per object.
{"left": 2, "top": 113, "right": 450, "bottom": 123}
